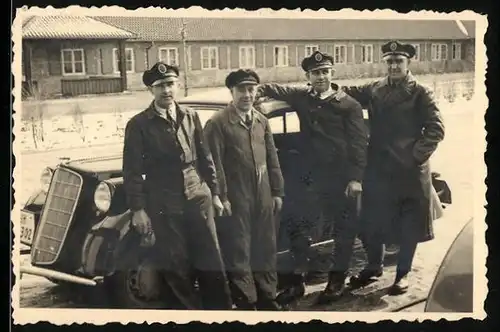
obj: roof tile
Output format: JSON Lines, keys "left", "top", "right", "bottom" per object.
{"left": 94, "top": 16, "right": 471, "bottom": 42}
{"left": 22, "top": 15, "right": 135, "bottom": 40}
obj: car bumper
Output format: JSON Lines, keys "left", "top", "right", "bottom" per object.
{"left": 20, "top": 265, "right": 103, "bottom": 287}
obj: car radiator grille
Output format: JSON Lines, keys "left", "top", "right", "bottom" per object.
{"left": 32, "top": 168, "right": 83, "bottom": 265}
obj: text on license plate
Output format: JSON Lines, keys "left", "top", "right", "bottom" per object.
{"left": 20, "top": 211, "right": 35, "bottom": 245}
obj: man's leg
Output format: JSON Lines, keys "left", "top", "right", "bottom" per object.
{"left": 317, "top": 180, "right": 359, "bottom": 303}
{"left": 349, "top": 175, "right": 395, "bottom": 288}
{"left": 251, "top": 200, "right": 280, "bottom": 310}
{"left": 214, "top": 198, "right": 257, "bottom": 309}
{"left": 388, "top": 197, "right": 421, "bottom": 295}
{"left": 185, "top": 183, "right": 232, "bottom": 310}
{"left": 275, "top": 193, "right": 317, "bottom": 306}
{"left": 150, "top": 211, "right": 202, "bottom": 310}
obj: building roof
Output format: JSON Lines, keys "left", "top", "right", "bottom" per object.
{"left": 22, "top": 15, "right": 136, "bottom": 40}
{"left": 93, "top": 16, "right": 471, "bottom": 42}
{"left": 460, "top": 20, "right": 476, "bottom": 38}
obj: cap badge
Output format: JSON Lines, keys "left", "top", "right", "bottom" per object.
{"left": 390, "top": 42, "right": 398, "bottom": 51}
{"left": 158, "top": 63, "right": 167, "bottom": 74}
{"left": 315, "top": 53, "right": 323, "bottom": 62}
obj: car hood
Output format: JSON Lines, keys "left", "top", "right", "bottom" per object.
{"left": 61, "top": 154, "right": 124, "bottom": 178}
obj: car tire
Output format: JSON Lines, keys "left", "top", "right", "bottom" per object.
{"left": 105, "top": 256, "right": 165, "bottom": 309}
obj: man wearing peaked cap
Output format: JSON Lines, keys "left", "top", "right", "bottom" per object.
{"left": 225, "top": 68, "right": 260, "bottom": 89}
{"left": 204, "top": 68, "right": 285, "bottom": 310}
{"left": 381, "top": 40, "right": 416, "bottom": 59}
{"left": 342, "top": 40, "right": 445, "bottom": 295}
{"left": 257, "top": 51, "right": 368, "bottom": 305}
{"left": 122, "top": 61, "right": 232, "bottom": 310}
{"left": 142, "top": 62, "right": 180, "bottom": 87}
{"left": 301, "top": 50, "right": 335, "bottom": 72}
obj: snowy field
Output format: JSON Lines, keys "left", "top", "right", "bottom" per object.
{"left": 16, "top": 73, "right": 475, "bottom": 153}
{"left": 16, "top": 95, "right": 475, "bottom": 153}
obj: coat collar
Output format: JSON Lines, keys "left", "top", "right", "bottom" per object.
{"left": 377, "top": 71, "right": 417, "bottom": 95}
{"left": 307, "top": 82, "right": 347, "bottom": 102}
{"left": 145, "top": 100, "right": 186, "bottom": 122}
{"left": 227, "top": 102, "right": 264, "bottom": 125}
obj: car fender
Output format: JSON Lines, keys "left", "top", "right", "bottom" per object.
{"left": 23, "top": 189, "right": 47, "bottom": 209}
{"left": 80, "top": 210, "right": 142, "bottom": 277}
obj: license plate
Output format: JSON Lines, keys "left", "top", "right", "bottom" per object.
{"left": 20, "top": 211, "right": 35, "bottom": 245}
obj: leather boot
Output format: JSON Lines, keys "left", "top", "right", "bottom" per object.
{"left": 349, "top": 267, "right": 383, "bottom": 289}
{"left": 388, "top": 271, "right": 410, "bottom": 295}
{"left": 275, "top": 273, "right": 306, "bottom": 306}
{"left": 316, "top": 271, "right": 347, "bottom": 304}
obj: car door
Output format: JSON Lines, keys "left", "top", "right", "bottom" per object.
{"left": 267, "top": 108, "right": 322, "bottom": 252}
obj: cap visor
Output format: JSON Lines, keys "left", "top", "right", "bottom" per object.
{"left": 382, "top": 53, "right": 409, "bottom": 60}
{"left": 235, "top": 80, "right": 259, "bottom": 86}
{"left": 151, "top": 76, "right": 177, "bottom": 86}
{"left": 309, "top": 64, "right": 333, "bottom": 71}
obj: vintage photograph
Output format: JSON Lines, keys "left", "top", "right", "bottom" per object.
{"left": 11, "top": 6, "right": 487, "bottom": 324}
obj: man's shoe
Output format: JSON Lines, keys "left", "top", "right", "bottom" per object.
{"left": 349, "top": 268, "right": 383, "bottom": 288}
{"left": 256, "top": 299, "right": 285, "bottom": 311}
{"left": 388, "top": 275, "right": 409, "bottom": 295}
{"left": 276, "top": 282, "right": 306, "bottom": 306}
{"left": 316, "top": 272, "right": 347, "bottom": 304}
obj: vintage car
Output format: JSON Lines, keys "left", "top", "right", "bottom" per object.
{"left": 19, "top": 88, "right": 452, "bottom": 308}
{"left": 396, "top": 218, "right": 473, "bottom": 313}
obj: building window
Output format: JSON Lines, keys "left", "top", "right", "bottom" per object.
{"left": 158, "top": 47, "right": 179, "bottom": 66}
{"left": 412, "top": 44, "right": 421, "bottom": 61}
{"left": 361, "top": 44, "right": 373, "bottom": 63}
{"left": 201, "top": 46, "right": 219, "bottom": 70}
{"left": 305, "top": 45, "right": 319, "bottom": 57}
{"left": 431, "top": 43, "right": 448, "bottom": 61}
{"left": 274, "top": 45, "right": 289, "bottom": 67}
{"left": 96, "top": 49, "right": 103, "bottom": 75}
{"left": 61, "top": 48, "right": 85, "bottom": 75}
{"left": 452, "top": 43, "right": 462, "bottom": 60}
{"left": 333, "top": 45, "right": 347, "bottom": 64}
{"left": 239, "top": 45, "right": 255, "bottom": 68}
{"left": 113, "top": 48, "right": 135, "bottom": 73}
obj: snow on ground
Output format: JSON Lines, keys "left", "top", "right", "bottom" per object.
{"left": 16, "top": 96, "right": 476, "bottom": 153}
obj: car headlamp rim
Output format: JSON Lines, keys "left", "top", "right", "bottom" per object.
{"left": 93, "top": 181, "right": 114, "bottom": 213}
{"left": 40, "top": 167, "right": 53, "bottom": 192}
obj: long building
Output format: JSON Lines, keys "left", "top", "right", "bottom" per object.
{"left": 21, "top": 15, "right": 476, "bottom": 98}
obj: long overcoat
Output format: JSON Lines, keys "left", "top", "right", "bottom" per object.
{"left": 203, "top": 103, "right": 285, "bottom": 304}
{"left": 343, "top": 73, "right": 445, "bottom": 244}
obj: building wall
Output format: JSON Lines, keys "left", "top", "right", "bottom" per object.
{"left": 123, "top": 39, "right": 475, "bottom": 91}
{"left": 24, "top": 39, "right": 125, "bottom": 97}
{"left": 24, "top": 38, "right": 476, "bottom": 97}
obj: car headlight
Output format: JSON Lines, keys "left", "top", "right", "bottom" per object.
{"left": 94, "top": 182, "right": 113, "bottom": 213}
{"left": 40, "top": 167, "right": 53, "bottom": 193}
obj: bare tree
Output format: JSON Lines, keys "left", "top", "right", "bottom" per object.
{"left": 25, "top": 83, "right": 48, "bottom": 149}
{"left": 71, "top": 103, "right": 86, "bottom": 142}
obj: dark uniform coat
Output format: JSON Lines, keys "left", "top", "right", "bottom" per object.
{"left": 342, "top": 72, "right": 445, "bottom": 244}
{"left": 123, "top": 101, "right": 231, "bottom": 310}
{"left": 257, "top": 83, "right": 367, "bottom": 273}
{"left": 204, "top": 103, "right": 285, "bottom": 306}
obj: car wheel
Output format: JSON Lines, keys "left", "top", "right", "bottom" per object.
{"left": 106, "top": 259, "right": 165, "bottom": 309}
{"left": 384, "top": 244, "right": 400, "bottom": 256}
